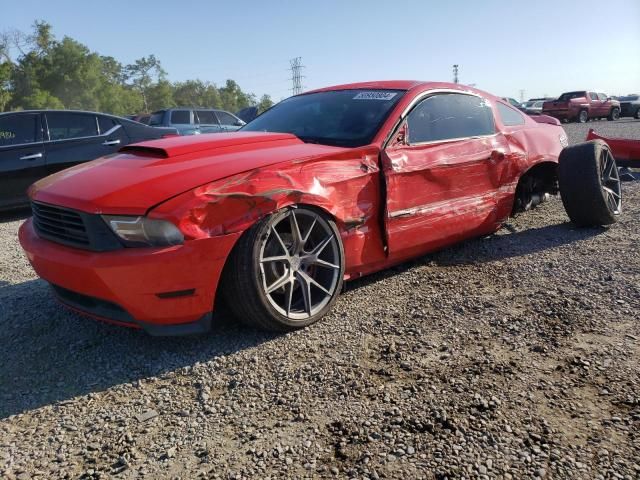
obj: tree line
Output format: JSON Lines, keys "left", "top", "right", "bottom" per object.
{"left": 0, "top": 21, "right": 274, "bottom": 116}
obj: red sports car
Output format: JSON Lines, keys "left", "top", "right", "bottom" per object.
{"left": 19, "top": 81, "right": 621, "bottom": 335}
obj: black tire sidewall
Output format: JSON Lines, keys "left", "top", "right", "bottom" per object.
{"left": 558, "top": 140, "right": 620, "bottom": 226}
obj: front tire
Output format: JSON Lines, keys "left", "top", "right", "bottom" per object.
{"left": 558, "top": 140, "right": 621, "bottom": 227}
{"left": 608, "top": 107, "right": 620, "bottom": 121}
{"left": 635, "top": 108, "right": 640, "bottom": 120}
{"left": 221, "top": 206, "right": 345, "bottom": 331}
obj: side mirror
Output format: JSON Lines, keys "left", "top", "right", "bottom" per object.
{"left": 234, "top": 120, "right": 245, "bottom": 127}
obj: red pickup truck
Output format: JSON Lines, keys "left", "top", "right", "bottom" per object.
{"left": 542, "top": 91, "right": 620, "bottom": 123}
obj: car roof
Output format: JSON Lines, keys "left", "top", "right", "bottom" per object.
{"left": 0, "top": 109, "right": 122, "bottom": 118}
{"left": 304, "top": 80, "right": 503, "bottom": 104}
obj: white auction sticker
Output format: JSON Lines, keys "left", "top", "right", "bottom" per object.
{"left": 353, "top": 91, "right": 398, "bottom": 100}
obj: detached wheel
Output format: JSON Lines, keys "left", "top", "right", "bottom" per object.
{"left": 578, "top": 110, "right": 589, "bottom": 123}
{"left": 608, "top": 107, "right": 620, "bottom": 121}
{"left": 222, "top": 206, "right": 344, "bottom": 331}
{"left": 558, "top": 140, "right": 621, "bottom": 227}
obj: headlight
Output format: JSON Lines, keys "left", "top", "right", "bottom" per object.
{"left": 102, "top": 216, "right": 184, "bottom": 247}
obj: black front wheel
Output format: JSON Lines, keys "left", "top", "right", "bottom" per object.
{"left": 558, "top": 140, "right": 621, "bottom": 227}
{"left": 221, "top": 206, "right": 345, "bottom": 331}
{"left": 635, "top": 108, "right": 640, "bottom": 120}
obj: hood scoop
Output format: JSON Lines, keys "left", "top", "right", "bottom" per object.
{"left": 120, "top": 132, "right": 300, "bottom": 158}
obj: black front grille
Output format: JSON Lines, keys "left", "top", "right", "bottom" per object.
{"left": 31, "top": 201, "right": 123, "bottom": 251}
{"left": 32, "top": 202, "right": 90, "bottom": 247}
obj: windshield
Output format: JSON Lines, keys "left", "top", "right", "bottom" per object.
{"left": 242, "top": 89, "right": 405, "bottom": 147}
{"left": 558, "top": 91, "right": 586, "bottom": 101}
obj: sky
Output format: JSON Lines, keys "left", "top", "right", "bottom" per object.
{"left": 3, "top": 0, "right": 640, "bottom": 102}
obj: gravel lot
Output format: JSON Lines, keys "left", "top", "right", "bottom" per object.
{"left": 1, "top": 120, "right": 639, "bottom": 479}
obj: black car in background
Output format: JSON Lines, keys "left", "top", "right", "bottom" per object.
{"left": 618, "top": 95, "right": 640, "bottom": 119}
{"left": 0, "top": 110, "right": 177, "bottom": 211}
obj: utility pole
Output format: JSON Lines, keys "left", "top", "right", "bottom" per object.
{"left": 453, "top": 64, "right": 459, "bottom": 84}
{"left": 289, "top": 57, "right": 305, "bottom": 95}
{"left": 519, "top": 89, "right": 525, "bottom": 102}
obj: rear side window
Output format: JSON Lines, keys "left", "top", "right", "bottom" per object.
{"left": 497, "top": 102, "right": 525, "bottom": 126}
{"left": 98, "top": 116, "right": 118, "bottom": 134}
{"left": 407, "top": 93, "right": 495, "bottom": 144}
{"left": 216, "top": 111, "right": 238, "bottom": 126}
{"left": 195, "top": 110, "right": 218, "bottom": 124}
{"left": 170, "top": 110, "right": 191, "bottom": 124}
{"left": 149, "top": 111, "right": 165, "bottom": 126}
{"left": 589, "top": 93, "right": 598, "bottom": 100}
{"left": 46, "top": 112, "right": 98, "bottom": 141}
{"left": 558, "top": 92, "right": 586, "bottom": 101}
{"left": 0, "top": 114, "right": 41, "bottom": 147}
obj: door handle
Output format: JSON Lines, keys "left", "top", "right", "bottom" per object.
{"left": 20, "top": 153, "right": 43, "bottom": 161}
{"left": 102, "top": 139, "right": 121, "bottom": 146}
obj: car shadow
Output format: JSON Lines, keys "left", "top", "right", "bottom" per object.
{"left": 0, "top": 207, "right": 31, "bottom": 223}
{"left": 0, "top": 279, "right": 279, "bottom": 419}
{"left": 0, "top": 221, "right": 606, "bottom": 419}
{"left": 346, "top": 221, "right": 606, "bottom": 291}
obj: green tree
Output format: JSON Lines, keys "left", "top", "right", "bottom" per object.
{"left": 257, "top": 94, "right": 274, "bottom": 113}
{"left": 219, "top": 79, "right": 252, "bottom": 112}
{"left": 125, "top": 55, "right": 165, "bottom": 112}
{"left": 173, "top": 79, "right": 221, "bottom": 108}
{"left": 0, "top": 62, "right": 12, "bottom": 111}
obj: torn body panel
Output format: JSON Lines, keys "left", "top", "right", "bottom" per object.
{"left": 150, "top": 146, "right": 388, "bottom": 278}
{"left": 586, "top": 129, "right": 640, "bottom": 168}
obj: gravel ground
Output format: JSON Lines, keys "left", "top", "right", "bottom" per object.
{"left": 1, "top": 120, "right": 639, "bottom": 479}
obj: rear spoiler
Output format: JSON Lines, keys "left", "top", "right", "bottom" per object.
{"left": 531, "top": 115, "right": 561, "bottom": 126}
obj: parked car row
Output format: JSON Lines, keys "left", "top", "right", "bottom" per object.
{"left": 501, "top": 90, "right": 640, "bottom": 123}
{"left": 541, "top": 91, "right": 620, "bottom": 123}
{"left": 0, "top": 110, "right": 177, "bottom": 210}
{"left": 128, "top": 108, "right": 247, "bottom": 135}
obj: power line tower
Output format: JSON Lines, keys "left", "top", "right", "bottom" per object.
{"left": 289, "top": 57, "right": 305, "bottom": 95}
{"left": 519, "top": 89, "right": 525, "bottom": 102}
{"left": 453, "top": 64, "right": 459, "bottom": 84}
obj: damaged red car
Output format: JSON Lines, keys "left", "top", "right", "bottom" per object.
{"left": 19, "top": 81, "right": 622, "bottom": 335}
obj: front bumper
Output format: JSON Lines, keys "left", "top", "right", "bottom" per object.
{"left": 19, "top": 218, "right": 241, "bottom": 335}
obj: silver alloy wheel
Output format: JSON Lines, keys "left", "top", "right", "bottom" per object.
{"left": 579, "top": 110, "right": 588, "bottom": 123}
{"left": 258, "top": 208, "right": 341, "bottom": 320}
{"left": 600, "top": 148, "right": 622, "bottom": 215}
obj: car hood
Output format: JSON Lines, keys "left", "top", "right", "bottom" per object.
{"left": 30, "top": 132, "right": 350, "bottom": 215}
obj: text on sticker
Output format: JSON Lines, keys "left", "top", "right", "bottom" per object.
{"left": 353, "top": 92, "right": 398, "bottom": 101}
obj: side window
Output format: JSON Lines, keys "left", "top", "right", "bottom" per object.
{"left": 149, "top": 111, "right": 165, "bottom": 126}
{"left": 407, "top": 93, "right": 495, "bottom": 144}
{"left": 590, "top": 92, "right": 599, "bottom": 101}
{"left": 598, "top": 93, "right": 608, "bottom": 101}
{"left": 216, "top": 111, "right": 238, "bottom": 126}
{"left": 195, "top": 110, "right": 218, "bottom": 124}
{"left": 497, "top": 102, "right": 526, "bottom": 126}
{"left": 0, "top": 114, "right": 41, "bottom": 147}
{"left": 170, "top": 110, "right": 191, "bottom": 124}
{"left": 98, "top": 116, "right": 118, "bottom": 134}
{"left": 46, "top": 113, "right": 98, "bottom": 141}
